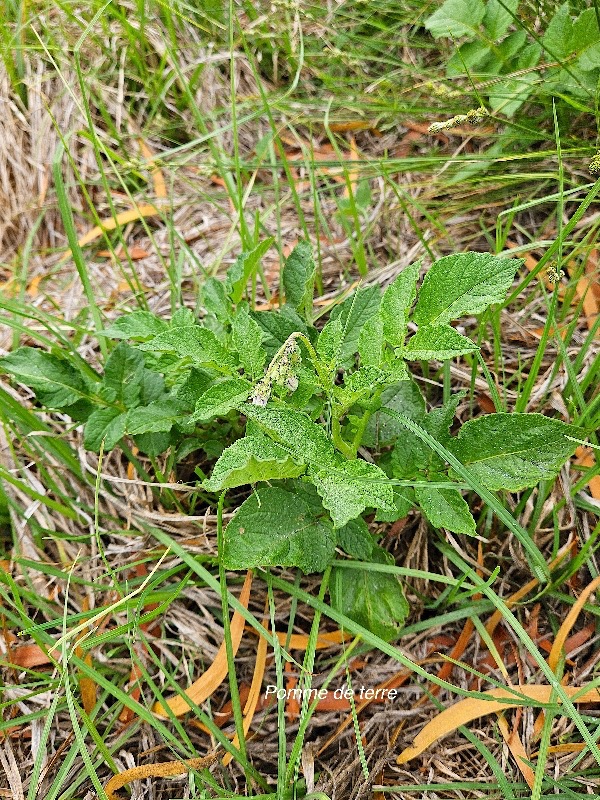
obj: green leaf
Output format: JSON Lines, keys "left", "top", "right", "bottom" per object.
{"left": 330, "top": 548, "right": 408, "bottom": 641}
{"left": 413, "top": 253, "right": 522, "bottom": 327}
{"left": 0, "top": 348, "right": 89, "bottom": 408}
{"left": 310, "top": 458, "right": 395, "bottom": 528}
{"left": 134, "top": 431, "right": 173, "bottom": 456}
{"left": 83, "top": 408, "right": 127, "bottom": 452}
{"left": 227, "top": 239, "right": 274, "bottom": 304}
{"left": 139, "top": 370, "right": 165, "bottom": 405}
{"left": 329, "top": 286, "right": 381, "bottom": 367}
{"left": 374, "top": 486, "right": 415, "bottom": 522}
{"left": 101, "top": 311, "right": 168, "bottom": 340}
{"left": 223, "top": 487, "right": 336, "bottom": 574}
{"left": 201, "top": 277, "right": 231, "bottom": 323}
{"left": 415, "top": 485, "right": 476, "bottom": 535}
{"left": 317, "top": 317, "right": 344, "bottom": 367}
{"left": 282, "top": 240, "right": 316, "bottom": 322}
{"left": 448, "top": 413, "right": 583, "bottom": 491}
{"left": 204, "top": 435, "right": 305, "bottom": 490}
{"left": 363, "top": 378, "right": 426, "bottom": 448}
{"left": 139, "top": 326, "right": 234, "bottom": 368}
{"left": 191, "top": 378, "right": 250, "bottom": 422}
{"left": 176, "top": 368, "right": 213, "bottom": 408}
{"left": 422, "top": 392, "right": 465, "bottom": 445}
{"left": 240, "top": 403, "right": 337, "bottom": 467}
{"left": 102, "top": 342, "right": 145, "bottom": 408}
{"left": 232, "top": 306, "right": 266, "bottom": 378}
{"left": 337, "top": 516, "right": 374, "bottom": 560}
{"left": 358, "top": 315, "right": 384, "bottom": 367}
{"left": 251, "top": 305, "right": 313, "bottom": 359}
{"left": 126, "top": 399, "right": 187, "bottom": 435}
{"left": 380, "top": 262, "right": 420, "bottom": 348}
{"left": 334, "top": 366, "right": 386, "bottom": 409}
{"left": 482, "top": 0, "right": 518, "bottom": 39}
{"left": 425, "top": 0, "right": 485, "bottom": 39}
{"left": 542, "top": 3, "right": 572, "bottom": 61}
{"left": 404, "top": 325, "right": 479, "bottom": 360}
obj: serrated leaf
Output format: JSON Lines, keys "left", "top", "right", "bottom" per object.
{"left": 448, "top": 413, "right": 583, "bottom": 491}
{"left": 191, "top": 379, "right": 250, "bottom": 422}
{"left": 101, "top": 311, "right": 168, "bottom": 340}
{"left": 334, "top": 366, "right": 385, "bottom": 409}
{"left": 380, "top": 262, "right": 420, "bottom": 348}
{"left": 331, "top": 548, "right": 408, "bottom": 641}
{"left": 83, "top": 408, "right": 127, "bottom": 452}
{"left": 0, "top": 348, "right": 90, "bottom": 408}
{"left": 337, "top": 517, "right": 374, "bottom": 560}
{"left": 227, "top": 239, "right": 274, "bottom": 304}
{"left": 413, "top": 253, "right": 522, "bottom": 327}
{"left": 204, "top": 435, "right": 305, "bottom": 490}
{"left": 126, "top": 399, "right": 187, "bottom": 435}
{"left": 282, "top": 240, "right": 316, "bottom": 322}
{"left": 138, "top": 326, "right": 234, "bottom": 368}
{"left": 232, "top": 306, "right": 266, "bottom": 378}
{"left": 103, "top": 342, "right": 145, "bottom": 408}
{"left": 483, "top": 0, "right": 518, "bottom": 39}
{"left": 223, "top": 487, "right": 336, "bottom": 574}
{"left": 415, "top": 485, "right": 476, "bottom": 535}
{"left": 240, "top": 403, "right": 337, "bottom": 467}
{"left": 425, "top": 0, "right": 485, "bottom": 38}
{"left": 171, "top": 307, "right": 195, "bottom": 327}
{"left": 201, "top": 277, "right": 231, "bottom": 323}
{"left": 311, "top": 458, "right": 395, "bottom": 528}
{"left": 176, "top": 368, "right": 213, "bottom": 408}
{"left": 317, "top": 317, "right": 344, "bottom": 366}
{"left": 251, "top": 305, "right": 313, "bottom": 359}
{"left": 363, "top": 378, "right": 426, "bottom": 448}
{"left": 404, "top": 325, "right": 479, "bottom": 360}
{"left": 330, "top": 286, "right": 381, "bottom": 368}
{"left": 358, "top": 315, "right": 384, "bottom": 367}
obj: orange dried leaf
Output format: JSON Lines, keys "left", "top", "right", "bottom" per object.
{"left": 105, "top": 750, "right": 220, "bottom": 800}
{"left": 397, "top": 685, "right": 600, "bottom": 764}
{"left": 153, "top": 572, "right": 252, "bottom": 717}
{"left": 138, "top": 138, "right": 167, "bottom": 199}
{"left": 496, "top": 714, "right": 535, "bottom": 789}
{"left": 548, "top": 576, "right": 600, "bottom": 674}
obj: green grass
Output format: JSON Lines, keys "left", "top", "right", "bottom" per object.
{"left": 1, "top": 1, "right": 600, "bottom": 798}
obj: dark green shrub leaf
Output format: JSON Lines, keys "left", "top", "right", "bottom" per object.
{"left": 102, "top": 342, "right": 145, "bottom": 408}
{"left": 232, "top": 306, "right": 266, "bottom": 378}
{"left": 126, "top": 399, "right": 187, "bottom": 435}
{"left": 330, "top": 548, "right": 408, "bottom": 641}
{"left": 380, "top": 262, "right": 420, "bottom": 348}
{"left": 139, "top": 326, "right": 234, "bottom": 368}
{"left": 101, "top": 312, "right": 168, "bottom": 340}
{"left": 282, "top": 240, "right": 316, "bottom": 322}
{"left": 424, "top": 0, "right": 485, "bottom": 39}
{"left": 83, "top": 408, "right": 127, "bottom": 452}
{"left": 317, "top": 317, "right": 344, "bottom": 367}
{"left": 192, "top": 379, "right": 251, "bottom": 422}
{"left": 448, "top": 413, "right": 583, "bottom": 491}
{"left": 0, "top": 348, "right": 90, "bottom": 408}
{"left": 227, "top": 239, "right": 274, "bottom": 304}
{"left": 483, "top": 0, "right": 518, "bottom": 39}
{"left": 358, "top": 315, "right": 384, "bottom": 367}
{"left": 329, "top": 286, "right": 381, "bottom": 367}
{"left": 404, "top": 325, "right": 479, "bottom": 360}
{"left": 204, "top": 435, "right": 305, "bottom": 490}
{"left": 223, "top": 487, "right": 335, "bottom": 573}
{"left": 337, "top": 516, "right": 374, "bottom": 560}
{"left": 311, "top": 458, "right": 395, "bottom": 528}
{"left": 413, "top": 253, "right": 522, "bottom": 327}
{"left": 415, "top": 485, "right": 476, "bottom": 535}
{"left": 362, "top": 378, "right": 425, "bottom": 448}
{"left": 241, "top": 403, "right": 336, "bottom": 467}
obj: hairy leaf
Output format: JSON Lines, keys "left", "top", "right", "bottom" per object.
{"left": 223, "top": 487, "right": 335, "bottom": 573}
{"left": 204, "top": 435, "right": 305, "bottom": 490}
{"left": 232, "top": 306, "right": 266, "bottom": 378}
{"left": 103, "top": 342, "right": 145, "bottom": 408}
{"left": 330, "top": 286, "right": 381, "bottom": 367}
{"left": 139, "top": 326, "right": 234, "bottom": 368}
{"left": 337, "top": 516, "right": 374, "bottom": 560}
{"left": 363, "top": 378, "right": 426, "bottom": 448}
{"left": 283, "top": 240, "right": 317, "bottom": 322}
{"left": 241, "top": 403, "right": 336, "bottom": 467}
{"left": 415, "top": 485, "right": 476, "bottom": 535}
{"left": 404, "top": 325, "right": 479, "bottom": 360}
{"left": 331, "top": 548, "right": 408, "bottom": 641}
{"left": 83, "top": 408, "right": 127, "bottom": 452}
{"left": 227, "top": 239, "right": 274, "bottom": 304}
{"left": 101, "top": 311, "right": 168, "bottom": 340}
{"left": 380, "top": 262, "right": 420, "bottom": 348}
{"left": 126, "top": 399, "right": 187, "bottom": 435}
{"left": 192, "top": 379, "right": 250, "bottom": 422}
{"left": 0, "top": 348, "right": 90, "bottom": 408}
{"left": 425, "top": 0, "right": 485, "bottom": 38}
{"left": 311, "top": 458, "right": 395, "bottom": 528}
{"left": 413, "top": 253, "right": 522, "bottom": 327}
{"left": 448, "top": 413, "right": 583, "bottom": 491}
